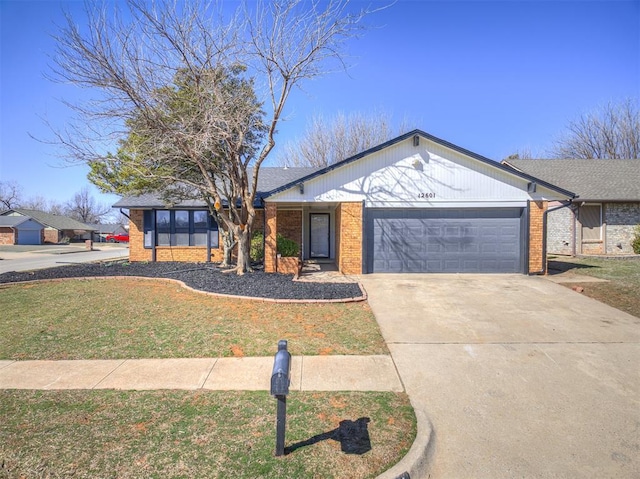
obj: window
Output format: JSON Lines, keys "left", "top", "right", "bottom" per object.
{"left": 144, "top": 210, "right": 218, "bottom": 248}
{"left": 580, "top": 204, "right": 602, "bottom": 241}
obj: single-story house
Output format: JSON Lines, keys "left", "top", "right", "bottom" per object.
{"left": 0, "top": 209, "right": 97, "bottom": 244}
{"left": 0, "top": 215, "right": 46, "bottom": 245}
{"left": 503, "top": 159, "right": 640, "bottom": 256}
{"left": 114, "top": 130, "right": 575, "bottom": 274}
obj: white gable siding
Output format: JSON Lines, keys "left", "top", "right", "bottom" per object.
{"left": 269, "top": 137, "right": 566, "bottom": 206}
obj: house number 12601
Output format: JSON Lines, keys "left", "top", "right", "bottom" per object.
{"left": 418, "top": 192, "right": 436, "bottom": 199}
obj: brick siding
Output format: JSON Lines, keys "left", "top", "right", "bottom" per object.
{"left": 546, "top": 202, "right": 640, "bottom": 256}
{"left": 529, "top": 200, "right": 547, "bottom": 274}
{"left": 277, "top": 210, "right": 302, "bottom": 248}
{"left": 547, "top": 206, "right": 574, "bottom": 255}
{"left": 604, "top": 203, "right": 640, "bottom": 255}
{"left": 0, "top": 227, "right": 15, "bottom": 245}
{"left": 336, "top": 202, "right": 363, "bottom": 275}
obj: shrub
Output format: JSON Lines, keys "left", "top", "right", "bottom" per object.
{"left": 250, "top": 231, "right": 264, "bottom": 262}
{"left": 277, "top": 234, "right": 300, "bottom": 257}
{"left": 632, "top": 225, "right": 640, "bottom": 254}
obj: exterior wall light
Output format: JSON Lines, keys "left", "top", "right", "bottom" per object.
{"left": 299, "top": 183, "right": 304, "bottom": 194}
{"left": 413, "top": 135, "right": 420, "bottom": 147}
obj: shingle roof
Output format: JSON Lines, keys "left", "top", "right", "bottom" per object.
{"left": 0, "top": 216, "right": 32, "bottom": 227}
{"left": 112, "top": 167, "right": 319, "bottom": 208}
{"left": 503, "top": 159, "right": 640, "bottom": 201}
{"left": 4, "top": 209, "right": 97, "bottom": 231}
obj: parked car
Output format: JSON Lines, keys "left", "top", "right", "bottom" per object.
{"left": 105, "top": 234, "right": 130, "bottom": 243}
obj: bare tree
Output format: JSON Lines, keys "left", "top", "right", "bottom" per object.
{"left": 19, "top": 195, "right": 66, "bottom": 215}
{"left": 0, "top": 181, "right": 22, "bottom": 210}
{"left": 65, "top": 187, "right": 111, "bottom": 223}
{"left": 50, "top": 0, "right": 377, "bottom": 273}
{"left": 550, "top": 98, "right": 640, "bottom": 159}
{"left": 277, "top": 111, "right": 410, "bottom": 167}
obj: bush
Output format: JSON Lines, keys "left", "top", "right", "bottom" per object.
{"left": 250, "top": 231, "right": 264, "bottom": 262}
{"left": 277, "top": 234, "right": 300, "bottom": 257}
{"left": 632, "top": 225, "right": 640, "bottom": 254}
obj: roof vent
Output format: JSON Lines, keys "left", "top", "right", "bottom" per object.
{"left": 413, "top": 135, "right": 420, "bottom": 147}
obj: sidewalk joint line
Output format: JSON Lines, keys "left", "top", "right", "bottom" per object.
{"left": 200, "top": 358, "right": 219, "bottom": 389}
{"left": 91, "top": 359, "right": 127, "bottom": 389}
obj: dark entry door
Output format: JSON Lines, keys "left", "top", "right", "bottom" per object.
{"left": 310, "top": 213, "right": 330, "bottom": 258}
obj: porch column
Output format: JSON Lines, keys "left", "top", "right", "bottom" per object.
{"left": 264, "top": 202, "right": 278, "bottom": 273}
{"left": 528, "top": 200, "right": 547, "bottom": 274}
{"left": 337, "top": 202, "right": 363, "bottom": 275}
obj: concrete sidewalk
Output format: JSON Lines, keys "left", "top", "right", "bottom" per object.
{"left": 0, "top": 355, "right": 403, "bottom": 392}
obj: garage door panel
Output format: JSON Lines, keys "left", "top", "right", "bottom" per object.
{"left": 367, "top": 208, "right": 523, "bottom": 273}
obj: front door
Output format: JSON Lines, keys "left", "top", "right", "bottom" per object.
{"left": 310, "top": 213, "right": 330, "bottom": 258}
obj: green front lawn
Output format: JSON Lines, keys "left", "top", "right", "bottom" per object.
{"left": 0, "top": 390, "right": 415, "bottom": 479}
{"left": 548, "top": 256, "right": 640, "bottom": 317}
{"left": 0, "top": 279, "right": 387, "bottom": 360}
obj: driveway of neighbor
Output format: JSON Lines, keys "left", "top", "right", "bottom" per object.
{"left": 0, "top": 244, "right": 129, "bottom": 273}
{"left": 360, "top": 274, "right": 639, "bottom": 479}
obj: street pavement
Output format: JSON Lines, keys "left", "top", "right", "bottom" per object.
{"left": 360, "top": 274, "right": 640, "bottom": 479}
{"left": 0, "top": 244, "right": 129, "bottom": 273}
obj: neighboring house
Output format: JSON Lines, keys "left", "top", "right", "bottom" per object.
{"left": 92, "top": 223, "right": 129, "bottom": 242}
{"left": 0, "top": 209, "right": 97, "bottom": 244}
{"left": 114, "top": 130, "right": 574, "bottom": 274}
{"left": 0, "top": 215, "right": 46, "bottom": 245}
{"left": 503, "top": 159, "right": 640, "bottom": 256}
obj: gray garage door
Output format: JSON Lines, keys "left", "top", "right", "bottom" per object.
{"left": 17, "top": 229, "right": 41, "bottom": 245}
{"left": 366, "top": 208, "right": 525, "bottom": 273}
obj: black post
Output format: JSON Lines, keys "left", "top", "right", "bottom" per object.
{"left": 271, "top": 339, "right": 291, "bottom": 457}
{"left": 275, "top": 395, "right": 287, "bottom": 456}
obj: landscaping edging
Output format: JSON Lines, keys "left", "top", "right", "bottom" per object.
{"left": 0, "top": 275, "right": 368, "bottom": 304}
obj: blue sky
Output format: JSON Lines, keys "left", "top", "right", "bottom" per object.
{"left": 1, "top": 0, "right": 638, "bottom": 207}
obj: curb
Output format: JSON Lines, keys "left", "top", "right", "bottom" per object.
{"left": 0, "top": 275, "right": 368, "bottom": 304}
{"left": 376, "top": 406, "right": 434, "bottom": 479}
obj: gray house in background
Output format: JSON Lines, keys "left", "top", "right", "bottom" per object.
{"left": 0, "top": 209, "right": 97, "bottom": 244}
{"left": 503, "top": 159, "right": 640, "bottom": 256}
{"left": 0, "top": 215, "right": 45, "bottom": 245}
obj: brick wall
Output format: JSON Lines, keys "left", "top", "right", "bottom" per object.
{"left": 337, "top": 202, "right": 363, "bottom": 275}
{"left": 277, "top": 210, "right": 302, "bottom": 248}
{"left": 547, "top": 206, "right": 574, "bottom": 255}
{"left": 529, "top": 200, "right": 547, "bottom": 274}
{"left": 0, "top": 227, "right": 14, "bottom": 245}
{"left": 334, "top": 206, "right": 341, "bottom": 269}
{"left": 43, "top": 228, "right": 59, "bottom": 244}
{"left": 129, "top": 210, "right": 152, "bottom": 262}
{"left": 605, "top": 203, "right": 640, "bottom": 254}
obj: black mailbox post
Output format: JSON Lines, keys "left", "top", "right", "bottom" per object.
{"left": 271, "top": 340, "right": 291, "bottom": 456}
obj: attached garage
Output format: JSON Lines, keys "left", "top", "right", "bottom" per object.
{"left": 0, "top": 216, "right": 44, "bottom": 245}
{"left": 366, "top": 208, "right": 525, "bottom": 273}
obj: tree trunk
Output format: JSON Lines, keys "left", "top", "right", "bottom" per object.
{"left": 235, "top": 227, "right": 252, "bottom": 274}
{"left": 219, "top": 229, "right": 236, "bottom": 268}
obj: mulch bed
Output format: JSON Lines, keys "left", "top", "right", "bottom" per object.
{"left": 0, "top": 261, "right": 364, "bottom": 301}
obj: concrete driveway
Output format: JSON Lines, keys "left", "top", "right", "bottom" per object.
{"left": 360, "top": 274, "right": 640, "bottom": 479}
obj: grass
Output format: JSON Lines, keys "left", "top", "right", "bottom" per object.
{"left": 0, "top": 279, "right": 387, "bottom": 360}
{"left": 548, "top": 256, "right": 640, "bottom": 317}
{"left": 0, "top": 390, "right": 416, "bottom": 479}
